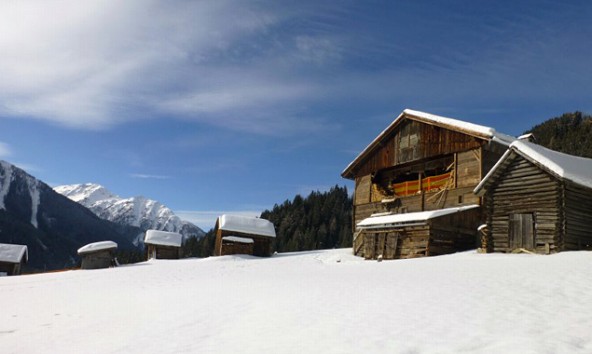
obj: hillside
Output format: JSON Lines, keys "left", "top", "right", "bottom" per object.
{"left": 1, "top": 249, "right": 591, "bottom": 353}
{"left": 526, "top": 111, "right": 592, "bottom": 157}
{"left": 0, "top": 161, "right": 141, "bottom": 271}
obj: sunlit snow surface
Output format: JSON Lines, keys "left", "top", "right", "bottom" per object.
{"left": 1, "top": 249, "right": 591, "bottom": 353}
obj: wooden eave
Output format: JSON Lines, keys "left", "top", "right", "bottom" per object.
{"left": 342, "top": 110, "right": 492, "bottom": 180}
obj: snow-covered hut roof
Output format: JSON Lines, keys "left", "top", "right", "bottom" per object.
{"left": 77, "top": 241, "right": 118, "bottom": 255}
{"left": 222, "top": 236, "right": 255, "bottom": 244}
{"left": 357, "top": 205, "right": 480, "bottom": 230}
{"left": 144, "top": 230, "right": 183, "bottom": 247}
{"left": 218, "top": 215, "right": 276, "bottom": 238}
{"left": 475, "top": 140, "right": 592, "bottom": 195}
{"left": 0, "top": 243, "right": 28, "bottom": 264}
{"left": 342, "top": 109, "right": 515, "bottom": 179}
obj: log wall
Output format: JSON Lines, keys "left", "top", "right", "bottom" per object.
{"left": 563, "top": 182, "right": 592, "bottom": 250}
{"left": 220, "top": 240, "right": 254, "bottom": 256}
{"left": 147, "top": 244, "right": 180, "bottom": 260}
{"left": 215, "top": 230, "right": 273, "bottom": 257}
{"left": 80, "top": 250, "right": 114, "bottom": 269}
{"left": 485, "top": 155, "right": 562, "bottom": 253}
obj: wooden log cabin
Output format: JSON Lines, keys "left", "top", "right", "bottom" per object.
{"left": 214, "top": 215, "right": 276, "bottom": 257}
{"left": 0, "top": 243, "right": 28, "bottom": 276}
{"left": 342, "top": 109, "right": 514, "bottom": 259}
{"left": 474, "top": 140, "right": 592, "bottom": 254}
{"left": 77, "top": 241, "right": 118, "bottom": 269}
{"left": 144, "top": 230, "right": 183, "bottom": 260}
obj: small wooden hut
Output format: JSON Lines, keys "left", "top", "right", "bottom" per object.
{"left": 357, "top": 205, "right": 481, "bottom": 259}
{"left": 77, "top": 241, "right": 118, "bottom": 269}
{"left": 0, "top": 243, "right": 28, "bottom": 276}
{"left": 342, "top": 109, "right": 515, "bottom": 259}
{"left": 144, "top": 230, "right": 183, "bottom": 260}
{"left": 474, "top": 140, "right": 592, "bottom": 253}
{"left": 214, "top": 215, "right": 276, "bottom": 257}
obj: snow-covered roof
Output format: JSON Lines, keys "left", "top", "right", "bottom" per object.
{"left": 475, "top": 140, "right": 592, "bottom": 194}
{"left": 222, "top": 236, "right": 255, "bottom": 244}
{"left": 218, "top": 215, "right": 276, "bottom": 238}
{"left": 0, "top": 243, "right": 28, "bottom": 264}
{"left": 342, "top": 109, "right": 515, "bottom": 179}
{"left": 357, "top": 205, "right": 480, "bottom": 229}
{"left": 77, "top": 241, "right": 118, "bottom": 255}
{"left": 144, "top": 230, "right": 183, "bottom": 247}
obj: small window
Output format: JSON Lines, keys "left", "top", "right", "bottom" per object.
{"left": 458, "top": 195, "right": 464, "bottom": 204}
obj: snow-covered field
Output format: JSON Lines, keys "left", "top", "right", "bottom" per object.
{"left": 1, "top": 249, "right": 592, "bottom": 354}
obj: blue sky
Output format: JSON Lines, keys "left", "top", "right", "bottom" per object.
{"left": 1, "top": 0, "right": 591, "bottom": 230}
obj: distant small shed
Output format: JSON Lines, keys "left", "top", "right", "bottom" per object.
{"left": 214, "top": 215, "right": 276, "bottom": 257}
{"left": 474, "top": 140, "right": 592, "bottom": 253}
{"left": 357, "top": 205, "right": 481, "bottom": 259}
{"left": 77, "top": 241, "right": 118, "bottom": 269}
{"left": 0, "top": 243, "right": 28, "bottom": 276}
{"left": 144, "top": 230, "right": 183, "bottom": 260}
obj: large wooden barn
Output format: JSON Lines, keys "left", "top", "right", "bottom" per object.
{"left": 342, "top": 109, "right": 514, "bottom": 259}
{"left": 214, "top": 215, "right": 276, "bottom": 257}
{"left": 474, "top": 140, "right": 592, "bottom": 254}
{"left": 77, "top": 241, "right": 118, "bottom": 269}
{"left": 144, "top": 230, "right": 183, "bottom": 260}
{"left": 0, "top": 243, "right": 28, "bottom": 276}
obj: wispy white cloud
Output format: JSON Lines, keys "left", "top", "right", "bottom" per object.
{"left": 0, "top": 0, "right": 341, "bottom": 136}
{"left": 0, "top": 0, "right": 589, "bottom": 137}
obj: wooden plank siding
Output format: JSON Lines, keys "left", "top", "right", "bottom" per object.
{"left": 563, "top": 182, "right": 592, "bottom": 250}
{"left": 351, "top": 120, "right": 484, "bottom": 178}
{"left": 484, "top": 155, "right": 563, "bottom": 253}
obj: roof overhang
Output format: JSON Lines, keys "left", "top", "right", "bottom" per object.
{"left": 357, "top": 205, "right": 480, "bottom": 230}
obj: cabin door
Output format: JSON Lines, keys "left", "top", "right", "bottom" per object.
{"left": 509, "top": 213, "right": 535, "bottom": 250}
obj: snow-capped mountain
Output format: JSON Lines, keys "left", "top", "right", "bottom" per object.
{"left": 0, "top": 160, "right": 140, "bottom": 271}
{"left": 54, "top": 183, "right": 205, "bottom": 244}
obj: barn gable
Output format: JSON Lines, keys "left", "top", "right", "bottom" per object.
{"left": 342, "top": 109, "right": 514, "bottom": 179}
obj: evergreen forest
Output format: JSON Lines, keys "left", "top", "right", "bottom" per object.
{"left": 526, "top": 111, "right": 592, "bottom": 157}
{"left": 181, "top": 185, "right": 352, "bottom": 257}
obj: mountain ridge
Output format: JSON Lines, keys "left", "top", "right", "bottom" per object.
{"left": 54, "top": 183, "right": 205, "bottom": 243}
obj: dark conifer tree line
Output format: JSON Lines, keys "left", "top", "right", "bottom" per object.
{"left": 181, "top": 185, "right": 352, "bottom": 257}
{"left": 261, "top": 185, "right": 352, "bottom": 252}
{"left": 526, "top": 111, "right": 592, "bottom": 157}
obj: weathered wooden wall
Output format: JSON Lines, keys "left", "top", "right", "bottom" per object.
{"left": 351, "top": 120, "right": 483, "bottom": 177}
{"left": 362, "top": 226, "right": 430, "bottom": 260}
{"left": 563, "top": 181, "right": 592, "bottom": 250}
{"left": 485, "top": 155, "right": 562, "bottom": 253}
{"left": 0, "top": 262, "right": 21, "bottom": 276}
{"left": 359, "top": 207, "right": 480, "bottom": 260}
{"left": 216, "top": 230, "right": 273, "bottom": 257}
{"left": 146, "top": 244, "right": 180, "bottom": 260}
{"left": 220, "top": 240, "right": 254, "bottom": 256}
{"left": 80, "top": 250, "right": 114, "bottom": 269}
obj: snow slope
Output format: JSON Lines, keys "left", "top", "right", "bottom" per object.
{"left": 54, "top": 183, "right": 205, "bottom": 242}
{"left": 1, "top": 249, "right": 591, "bottom": 353}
